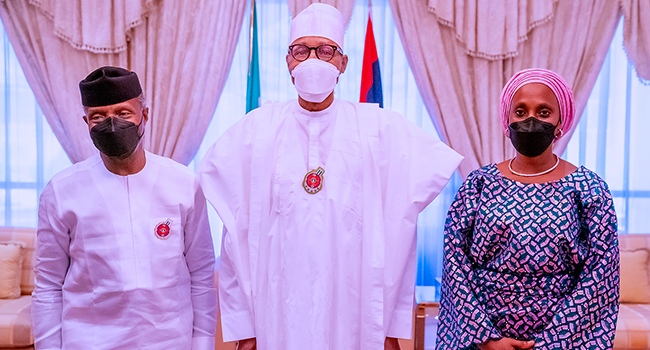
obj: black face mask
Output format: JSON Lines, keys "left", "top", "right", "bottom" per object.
{"left": 90, "top": 117, "right": 143, "bottom": 158}
{"left": 508, "top": 117, "right": 558, "bottom": 157}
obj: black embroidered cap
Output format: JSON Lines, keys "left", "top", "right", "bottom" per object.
{"left": 79, "top": 66, "right": 142, "bottom": 107}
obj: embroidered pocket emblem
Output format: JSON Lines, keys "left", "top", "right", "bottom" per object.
{"left": 303, "top": 167, "right": 325, "bottom": 194}
{"left": 155, "top": 219, "right": 172, "bottom": 239}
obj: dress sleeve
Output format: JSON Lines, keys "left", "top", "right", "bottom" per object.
{"left": 534, "top": 177, "right": 619, "bottom": 348}
{"left": 184, "top": 178, "right": 218, "bottom": 350}
{"left": 376, "top": 108, "right": 463, "bottom": 339}
{"left": 217, "top": 227, "right": 256, "bottom": 341}
{"left": 436, "top": 171, "right": 503, "bottom": 349}
{"left": 197, "top": 118, "right": 257, "bottom": 342}
{"left": 31, "top": 183, "right": 69, "bottom": 350}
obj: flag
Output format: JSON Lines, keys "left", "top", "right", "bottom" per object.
{"left": 359, "top": 14, "right": 383, "bottom": 108}
{"left": 246, "top": 0, "right": 261, "bottom": 113}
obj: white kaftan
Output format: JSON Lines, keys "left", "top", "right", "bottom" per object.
{"left": 33, "top": 151, "right": 217, "bottom": 350}
{"left": 198, "top": 100, "right": 462, "bottom": 350}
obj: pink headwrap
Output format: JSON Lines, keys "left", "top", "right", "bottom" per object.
{"left": 500, "top": 68, "right": 575, "bottom": 138}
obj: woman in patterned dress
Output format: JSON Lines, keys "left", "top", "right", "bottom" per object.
{"left": 435, "top": 68, "right": 619, "bottom": 350}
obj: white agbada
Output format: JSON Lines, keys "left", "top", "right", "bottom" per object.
{"left": 33, "top": 151, "right": 217, "bottom": 350}
{"left": 198, "top": 100, "right": 463, "bottom": 350}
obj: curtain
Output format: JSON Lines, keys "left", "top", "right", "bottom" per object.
{"left": 27, "top": 0, "right": 156, "bottom": 53}
{"left": 129, "top": 1, "right": 246, "bottom": 165}
{"left": 0, "top": 0, "right": 246, "bottom": 165}
{"left": 389, "top": 0, "right": 625, "bottom": 178}
{"left": 427, "top": 0, "right": 558, "bottom": 60}
{"left": 622, "top": 0, "right": 650, "bottom": 82}
{"left": 0, "top": 0, "right": 122, "bottom": 163}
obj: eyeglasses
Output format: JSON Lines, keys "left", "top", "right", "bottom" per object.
{"left": 288, "top": 44, "right": 342, "bottom": 62}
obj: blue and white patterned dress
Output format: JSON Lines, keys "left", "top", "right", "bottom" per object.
{"left": 436, "top": 164, "right": 619, "bottom": 349}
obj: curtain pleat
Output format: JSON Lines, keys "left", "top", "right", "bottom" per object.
{"left": 130, "top": 0, "right": 246, "bottom": 165}
{"left": 28, "top": 0, "right": 157, "bottom": 54}
{"left": 426, "top": 0, "right": 558, "bottom": 60}
{"left": 622, "top": 0, "right": 650, "bottom": 82}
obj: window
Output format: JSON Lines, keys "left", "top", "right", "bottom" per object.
{"left": 563, "top": 19, "right": 650, "bottom": 235}
{"left": 0, "top": 30, "right": 71, "bottom": 227}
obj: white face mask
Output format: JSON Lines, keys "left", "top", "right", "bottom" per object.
{"left": 291, "top": 59, "right": 341, "bottom": 103}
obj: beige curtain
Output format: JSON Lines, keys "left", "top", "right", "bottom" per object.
{"left": 0, "top": 0, "right": 123, "bottom": 162}
{"left": 287, "top": 0, "right": 354, "bottom": 25}
{"left": 389, "top": 0, "right": 631, "bottom": 178}
{"left": 622, "top": 0, "right": 650, "bottom": 81}
{"left": 0, "top": 0, "right": 246, "bottom": 165}
{"left": 27, "top": 0, "right": 156, "bottom": 53}
{"left": 427, "top": 0, "right": 558, "bottom": 60}
{"left": 129, "top": 1, "right": 246, "bottom": 164}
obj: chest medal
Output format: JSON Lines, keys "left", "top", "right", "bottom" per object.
{"left": 155, "top": 219, "right": 172, "bottom": 240}
{"left": 303, "top": 167, "right": 325, "bottom": 194}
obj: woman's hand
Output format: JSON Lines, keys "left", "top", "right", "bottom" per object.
{"left": 478, "top": 338, "right": 535, "bottom": 350}
{"left": 237, "top": 337, "right": 256, "bottom": 350}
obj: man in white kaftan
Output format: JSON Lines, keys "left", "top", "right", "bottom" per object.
{"left": 198, "top": 4, "right": 463, "bottom": 350}
{"left": 32, "top": 66, "right": 217, "bottom": 350}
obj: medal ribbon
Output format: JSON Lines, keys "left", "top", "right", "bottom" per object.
{"left": 308, "top": 119, "right": 320, "bottom": 170}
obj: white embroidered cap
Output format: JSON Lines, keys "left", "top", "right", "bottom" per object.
{"left": 289, "top": 3, "right": 344, "bottom": 51}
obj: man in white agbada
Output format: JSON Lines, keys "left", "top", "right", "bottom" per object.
{"left": 198, "top": 4, "right": 463, "bottom": 350}
{"left": 32, "top": 66, "right": 217, "bottom": 349}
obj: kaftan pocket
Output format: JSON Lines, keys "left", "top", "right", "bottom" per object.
{"left": 147, "top": 207, "right": 187, "bottom": 286}
{"left": 325, "top": 170, "right": 362, "bottom": 233}
{"left": 273, "top": 177, "right": 296, "bottom": 215}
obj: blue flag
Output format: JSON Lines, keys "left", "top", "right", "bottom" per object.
{"left": 246, "top": 1, "right": 261, "bottom": 113}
